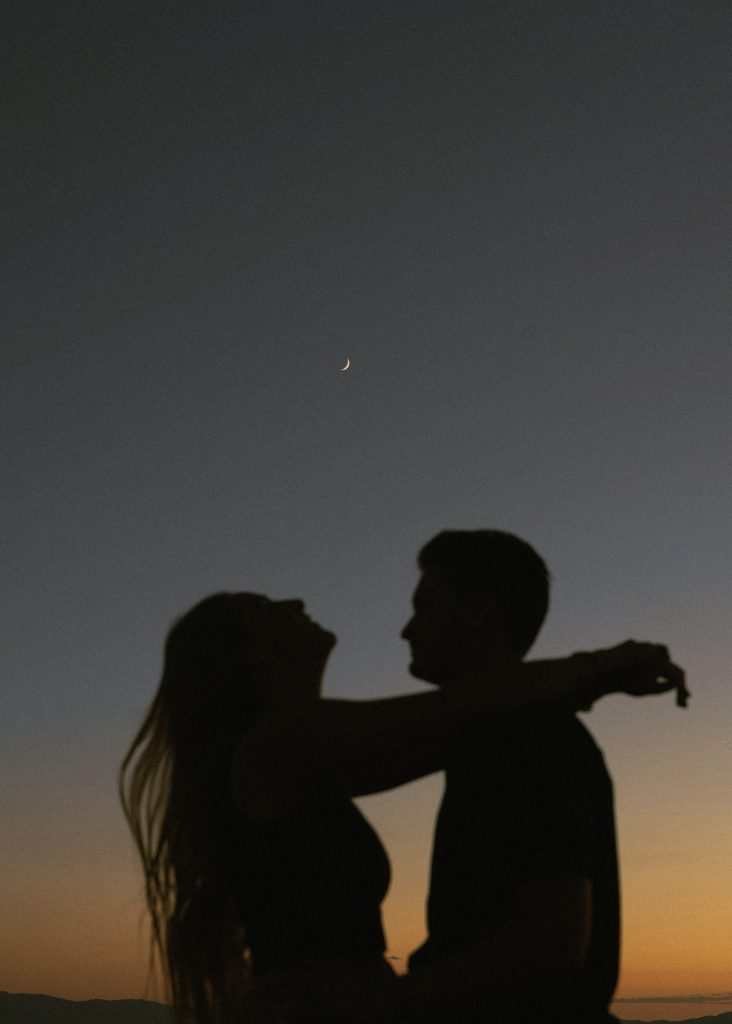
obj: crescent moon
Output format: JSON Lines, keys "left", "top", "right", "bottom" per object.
{"left": 340, "top": 358, "right": 350, "bottom": 372}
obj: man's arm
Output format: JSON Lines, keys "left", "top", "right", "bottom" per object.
{"left": 398, "top": 873, "right": 593, "bottom": 1017}
{"left": 249, "top": 873, "right": 593, "bottom": 1024}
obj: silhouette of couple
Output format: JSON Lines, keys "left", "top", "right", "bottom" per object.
{"left": 121, "top": 530, "right": 686, "bottom": 1024}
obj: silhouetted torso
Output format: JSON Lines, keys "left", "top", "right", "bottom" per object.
{"left": 410, "top": 712, "right": 619, "bottom": 1024}
{"left": 228, "top": 792, "right": 391, "bottom": 975}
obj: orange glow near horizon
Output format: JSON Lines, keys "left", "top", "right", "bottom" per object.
{"left": 2, "top": 877, "right": 730, "bottom": 1018}
{"left": 4, "top": 708, "right": 730, "bottom": 1018}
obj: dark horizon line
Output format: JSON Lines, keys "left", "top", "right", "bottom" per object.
{"left": 615, "top": 995, "right": 732, "bottom": 1006}
{"left": 5, "top": 988, "right": 732, "bottom": 1007}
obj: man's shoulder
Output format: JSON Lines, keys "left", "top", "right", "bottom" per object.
{"left": 538, "top": 711, "right": 604, "bottom": 750}
{"left": 521, "top": 712, "right": 609, "bottom": 765}
{"left": 447, "top": 712, "right": 609, "bottom": 782}
{"left": 549, "top": 714, "right": 611, "bottom": 775}
{"left": 453, "top": 709, "right": 599, "bottom": 746}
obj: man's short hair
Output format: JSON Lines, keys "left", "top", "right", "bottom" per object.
{"left": 417, "top": 530, "right": 550, "bottom": 657}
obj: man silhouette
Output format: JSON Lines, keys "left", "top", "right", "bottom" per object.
{"left": 401, "top": 530, "right": 622, "bottom": 1024}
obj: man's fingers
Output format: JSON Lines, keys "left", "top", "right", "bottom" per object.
{"left": 648, "top": 647, "right": 689, "bottom": 708}
{"left": 653, "top": 662, "right": 689, "bottom": 708}
{"left": 650, "top": 678, "right": 676, "bottom": 693}
{"left": 603, "top": 642, "right": 688, "bottom": 708}
{"left": 670, "top": 664, "right": 689, "bottom": 707}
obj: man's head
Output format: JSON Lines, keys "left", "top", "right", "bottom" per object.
{"left": 401, "top": 530, "right": 550, "bottom": 685}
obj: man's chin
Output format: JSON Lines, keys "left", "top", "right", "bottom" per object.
{"left": 407, "top": 659, "right": 437, "bottom": 684}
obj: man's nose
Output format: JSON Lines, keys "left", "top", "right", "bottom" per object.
{"left": 401, "top": 617, "right": 413, "bottom": 639}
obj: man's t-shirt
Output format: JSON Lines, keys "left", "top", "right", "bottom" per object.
{"left": 409, "top": 712, "right": 619, "bottom": 1023}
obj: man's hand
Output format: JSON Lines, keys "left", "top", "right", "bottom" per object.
{"left": 585, "top": 640, "right": 689, "bottom": 707}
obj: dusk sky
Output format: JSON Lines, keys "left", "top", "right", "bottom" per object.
{"left": 3, "top": 3, "right": 731, "bottom": 1021}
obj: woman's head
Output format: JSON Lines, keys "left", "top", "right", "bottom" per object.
{"left": 161, "top": 591, "right": 335, "bottom": 728}
{"left": 120, "top": 591, "right": 334, "bottom": 1024}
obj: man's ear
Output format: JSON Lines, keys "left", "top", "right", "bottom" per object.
{"left": 467, "top": 593, "right": 505, "bottom": 631}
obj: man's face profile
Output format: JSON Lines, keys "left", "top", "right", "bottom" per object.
{"left": 401, "top": 571, "right": 480, "bottom": 686}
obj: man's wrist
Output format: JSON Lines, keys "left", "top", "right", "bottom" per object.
{"left": 570, "top": 651, "right": 612, "bottom": 708}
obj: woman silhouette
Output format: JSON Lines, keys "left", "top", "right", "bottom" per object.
{"left": 120, "top": 592, "right": 682, "bottom": 1024}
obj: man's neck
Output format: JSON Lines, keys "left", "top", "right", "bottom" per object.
{"left": 442, "top": 652, "right": 522, "bottom": 690}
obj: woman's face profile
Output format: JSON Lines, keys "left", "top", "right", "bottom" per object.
{"left": 235, "top": 593, "right": 336, "bottom": 666}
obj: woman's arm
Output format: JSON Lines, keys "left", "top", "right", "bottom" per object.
{"left": 231, "top": 643, "right": 685, "bottom": 816}
{"left": 308, "top": 643, "right": 685, "bottom": 797}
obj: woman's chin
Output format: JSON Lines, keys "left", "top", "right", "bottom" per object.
{"left": 311, "top": 625, "right": 336, "bottom": 653}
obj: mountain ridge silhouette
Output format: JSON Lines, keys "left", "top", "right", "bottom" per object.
{"left": 3, "top": 991, "right": 732, "bottom": 1024}
{"left": 0, "top": 992, "right": 172, "bottom": 1024}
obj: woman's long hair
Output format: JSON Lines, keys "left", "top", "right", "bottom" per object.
{"left": 120, "top": 593, "right": 270, "bottom": 1024}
